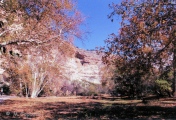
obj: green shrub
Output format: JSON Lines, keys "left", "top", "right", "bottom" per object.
{"left": 155, "top": 79, "right": 172, "bottom": 95}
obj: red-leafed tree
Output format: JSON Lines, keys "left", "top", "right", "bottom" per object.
{"left": 103, "top": 0, "right": 176, "bottom": 97}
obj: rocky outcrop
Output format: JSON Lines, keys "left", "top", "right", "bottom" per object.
{"left": 64, "top": 48, "right": 104, "bottom": 84}
{"left": 0, "top": 44, "right": 104, "bottom": 87}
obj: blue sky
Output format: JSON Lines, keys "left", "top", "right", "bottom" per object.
{"left": 74, "top": 0, "right": 122, "bottom": 50}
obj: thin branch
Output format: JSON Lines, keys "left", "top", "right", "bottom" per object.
{"left": 0, "top": 30, "right": 8, "bottom": 37}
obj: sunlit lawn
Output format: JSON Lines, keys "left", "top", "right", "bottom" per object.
{"left": 0, "top": 96, "right": 176, "bottom": 119}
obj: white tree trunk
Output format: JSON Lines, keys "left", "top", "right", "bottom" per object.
{"left": 31, "top": 70, "right": 47, "bottom": 98}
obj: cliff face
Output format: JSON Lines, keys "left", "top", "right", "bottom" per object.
{"left": 64, "top": 48, "right": 103, "bottom": 84}
{"left": 0, "top": 45, "right": 104, "bottom": 86}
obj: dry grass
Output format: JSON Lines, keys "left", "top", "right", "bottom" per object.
{"left": 0, "top": 96, "right": 176, "bottom": 119}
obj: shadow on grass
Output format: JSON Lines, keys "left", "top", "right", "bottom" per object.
{"left": 0, "top": 111, "right": 37, "bottom": 120}
{"left": 43, "top": 103, "right": 176, "bottom": 119}
{"left": 0, "top": 98, "right": 176, "bottom": 119}
{"left": 0, "top": 100, "right": 38, "bottom": 120}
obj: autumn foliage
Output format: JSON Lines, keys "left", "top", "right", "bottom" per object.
{"left": 0, "top": 0, "right": 83, "bottom": 45}
{"left": 0, "top": 0, "right": 84, "bottom": 98}
{"left": 103, "top": 0, "right": 176, "bottom": 97}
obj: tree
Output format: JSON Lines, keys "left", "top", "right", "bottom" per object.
{"left": 100, "top": 64, "right": 116, "bottom": 94}
{"left": 8, "top": 46, "right": 64, "bottom": 98}
{"left": 0, "top": 0, "right": 83, "bottom": 98}
{"left": 28, "top": 58, "right": 49, "bottom": 98}
{"left": 103, "top": 0, "right": 176, "bottom": 97}
{"left": 0, "top": 0, "right": 83, "bottom": 45}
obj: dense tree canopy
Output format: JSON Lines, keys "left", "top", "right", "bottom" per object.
{"left": 103, "top": 0, "right": 176, "bottom": 97}
{"left": 0, "top": 0, "right": 83, "bottom": 46}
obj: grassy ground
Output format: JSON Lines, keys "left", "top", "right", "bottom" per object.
{"left": 0, "top": 96, "right": 176, "bottom": 119}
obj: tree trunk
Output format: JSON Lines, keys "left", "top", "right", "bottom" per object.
{"left": 31, "top": 91, "right": 37, "bottom": 98}
{"left": 19, "top": 80, "right": 22, "bottom": 97}
{"left": 173, "top": 43, "right": 176, "bottom": 97}
{"left": 25, "top": 83, "right": 29, "bottom": 98}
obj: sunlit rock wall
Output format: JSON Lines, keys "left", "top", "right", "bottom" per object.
{"left": 0, "top": 44, "right": 104, "bottom": 86}
{"left": 64, "top": 48, "right": 104, "bottom": 84}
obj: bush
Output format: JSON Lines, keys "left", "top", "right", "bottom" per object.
{"left": 38, "top": 85, "right": 54, "bottom": 97}
{"left": 155, "top": 79, "right": 172, "bottom": 96}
